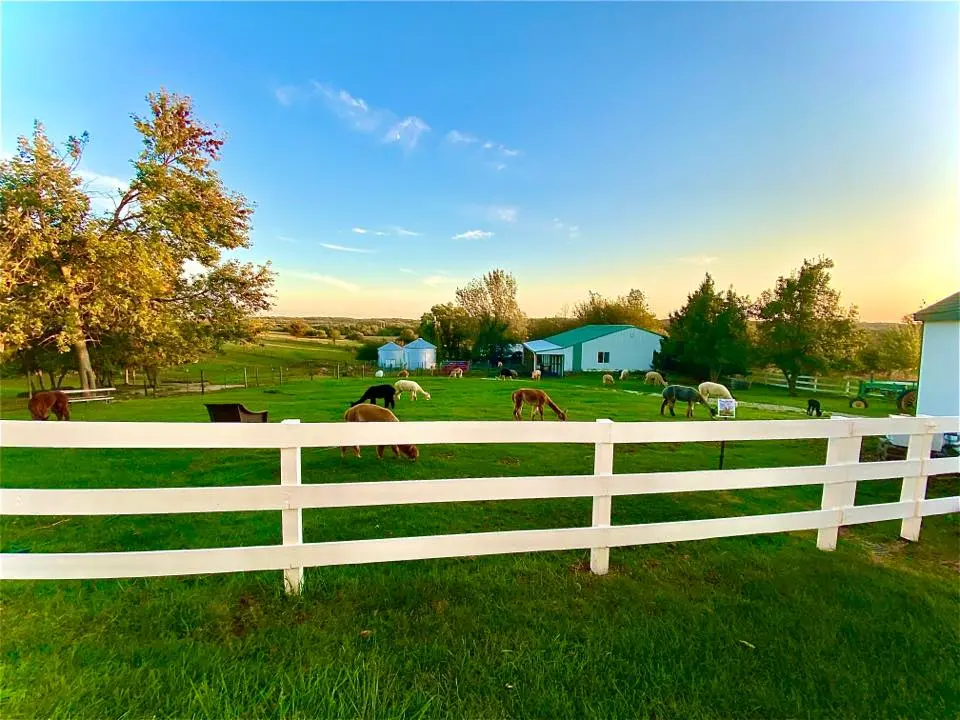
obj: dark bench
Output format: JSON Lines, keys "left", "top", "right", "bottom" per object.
{"left": 204, "top": 403, "right": 268, "bottom": 423}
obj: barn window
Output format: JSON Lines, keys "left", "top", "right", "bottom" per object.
{"left": 597, "top": 351, "right": 610, "bottom": 364}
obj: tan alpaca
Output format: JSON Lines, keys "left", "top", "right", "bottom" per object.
{"left": 398, "top": 369, "right": 410, "bottom": 378}
{"left": 644, "top": 371, "right": 667, "bottom": 387}
{"left": 341, "top": 404, "right": 419, "bottom": 460}
{"left": 619, "top": 370, "right": 629, "bottom": 381}
{"left": 394, "top": 379, "right": 431, "bottom": 400}
{"left": 28, "top": 391, "right": 71, "bottom": 421}
{"left": 697, "top": 381, "right": 733, "bottom": 401}
{"left": 511, "top": 388, "right": 567, "bottom": 421}
{"left": 531, "top": 369, "right": 541, "bottom": 380}
{"left": 449, "top": 367, "right": 463, "bottom": 378}
{"left": 602, "top": 374, "right": 615, "bottom": 385}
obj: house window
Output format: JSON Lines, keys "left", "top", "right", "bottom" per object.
{"left": 597, "top": 351, "right": 610, "bottom": 364}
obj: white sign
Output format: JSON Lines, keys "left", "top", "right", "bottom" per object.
{"left": 717, "top": 398, "right": 737, "bottom": 419}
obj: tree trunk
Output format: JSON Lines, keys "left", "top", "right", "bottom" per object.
{"left": 47, "top": 371, "right": 56, "bottom": 389}
{"left": 74, "top": 340, "right": 97, "bottom": 391}
{"left": 35, "top": 371, "right": 46, "bottom": 391}
{"left": 56, "top": 369, "right": 69, "bottom": 388}
{"left": 709, "top": 366, "right": 721, "bottom": 383}
{"left": 787, "top": 372, "right": 798, "bottom": 396}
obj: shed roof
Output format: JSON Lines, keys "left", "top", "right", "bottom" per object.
{"left": 405, "top": 338, "right": 437, "bottom": 350}
{"left": 914, "top": 292, "right": 960, "bottom": 323}
{"left": 378, "top": 341, "right": 403, "bottom": 352}
{"left": 524, "top": 339, "right": 563, "bottom": 354}
{"left": 544, "top": 324, "right": 662, "bottom": 348}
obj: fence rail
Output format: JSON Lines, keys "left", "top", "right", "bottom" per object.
{"left": 1, "top": 416, "right": 957, "bottom": 592}
{"left": 748, "top": 372, "right": 858, "bottom": 395}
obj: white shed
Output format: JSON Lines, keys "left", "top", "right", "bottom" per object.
{"left": 404, "top": 338, "right": 437, "bottom": 370}
{"left": 915, "top": 292, "right": 960, "bottom": 421}
{"left": 524, "top": 324, "right": 664, "bottom": 376}
{"left": 377, "top": 341, "right": 406, "bottom": 369}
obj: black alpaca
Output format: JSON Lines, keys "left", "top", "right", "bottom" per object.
{"left": 351, "top": 384, "right": 397, "bottom": 409}
{"left": 807, "top": 398, "right": 822, "bottom": 417}
{"left": 498, "top": 367, "right": 518, "bottom": 380}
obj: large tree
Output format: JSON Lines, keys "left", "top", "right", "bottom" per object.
{"left": 419, "top": 303, "right": 473, "bottom": 360}
{"left": 753, "top": 257, "right": 860, "bottom": 394}
{"left": 454, "top": 269, "right": 527, "bottom": 359}
{"left": 1, "top": 91, "right": 273, "bottom": 389}
{"left": 573, "top": 289, "right": 660, "bottom": 332}
{"left": 659, "top": 273, "right": 751, "bottom": 382}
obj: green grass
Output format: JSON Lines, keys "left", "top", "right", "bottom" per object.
{"left": 1, "top": 376, "right": 957, "bottom": 718}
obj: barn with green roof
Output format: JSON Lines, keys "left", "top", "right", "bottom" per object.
{"left": 523, "top": 324, "right": 664, "bottom": 377}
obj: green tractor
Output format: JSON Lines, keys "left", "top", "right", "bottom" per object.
{"left": 848, "top": 380, "right": 918, "bottom": 413}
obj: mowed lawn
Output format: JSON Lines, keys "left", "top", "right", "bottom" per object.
{"left": 1, "top": 376, "right": 957, "bottom": 718}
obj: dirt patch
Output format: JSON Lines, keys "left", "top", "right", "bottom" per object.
{"left": 498, "top": 456, "right": 521, "bottom": 466}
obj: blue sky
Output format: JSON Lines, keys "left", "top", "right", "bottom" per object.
{"left": 3, "top": 2, "right": 957, "bottom": 320}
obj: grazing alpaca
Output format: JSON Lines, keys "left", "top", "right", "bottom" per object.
{"left": 661, "top": 385, "right": 716, "bottom": 418}
{"left": 375, "top": 370, "right": 384, "bottom": 378}
{"left": 398, "top": 369, "right": 410, "bottom": 378}
{"left": 531, "top": 369, "right": 542, "bottom": 380}
{"left": 28, "top": 391, "right": 71, "bottom": 421}
{"left": 449, "top": 367, "right": 463, "bottom": 378}
{"left": 341, "top": 404, "right": 419, "bottom": 460}
{"left": 620, "top": 370, "right": 629, "bottom": 381}
{"left": 498, "top": 368, "right": 518, "bottom": 380}
{"left": 512, "top": 388, "right": 567, "bottom": 421}
{"left": 394, "top": 379, "right": 431, "bottom": 400}
{"left": 350, "top": 384, "right": 397, "bottom": 409}
{"left": 497, "top": 361, "right": 503, "bottom": 368}
{"left": 602, "top": 374, "right": 615, "bottom": 385}
{"left": 807, "top": 398, "right": 823, "bottom": 417}
{"left": 644, "top": 371, "right": 667, "bottom": 387}
{"left": 697, "top": 381, "right": 733, "bottom": 401}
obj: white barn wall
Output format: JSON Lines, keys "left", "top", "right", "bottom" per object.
{"left": 917, "top": 321, "right": 960, "bottom": 418}
{"left": 580, "top": 328, "right": 662, "bottom": 372}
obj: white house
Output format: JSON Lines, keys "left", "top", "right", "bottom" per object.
{"left": 377, "top": 341, "right": 406, "bottom": 370}
{"left": 403, "top": 338, "right": 437, "bottom": 370}
{"left": 523, "top": 324, "right": 664, "bottom": 377}
{"left": 914, "top": 292, "right": 960, "bottom": 420}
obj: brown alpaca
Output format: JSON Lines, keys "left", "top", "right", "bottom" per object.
{"left": 511, "top": 388, "right": 567, "bottom": 421}
{"left": 28, "top": 391, "right": 71, "bottom": 421}
{"left": 341, "top": 404, "right": 419, "bottom": 460}
{"left": 602, "top": 374, "right": 614, "bottom": 385}
{"left": 398, "top": 369, "right": 410, "bottom": 378}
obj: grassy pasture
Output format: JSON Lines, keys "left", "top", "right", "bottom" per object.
{"left": 1, "top": 371, "right": 957, "bottom": 718}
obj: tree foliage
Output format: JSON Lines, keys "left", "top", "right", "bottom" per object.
{"left": 659, "top": 274, "right": 751, "bottom": 381}
{"left": 398, "top": 328, "right": 417, "bottom": 343}
{"left": 857, "top": 316, "right": 921, "bottom": 378}
{"left": 573, "top": 289, "right": 660, "bottom": 332}
{"left": 1, "top": 90, "right": 274, "bottom": 388}
{"left": 753, "top": 257, "right": 860, "bottom": 394}
{"left": 454, "top": 269, "right": 527, "bottom": 359}
{"left": 527, "top": 315, "right": 579, "bottom": 340}
{"left": 419, "top": 303, "right": 473, "bottom": 360}
{"left": 288, "top": 319, "right": 310, "bottom": 337}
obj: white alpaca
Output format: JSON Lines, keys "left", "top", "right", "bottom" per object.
{"left": 602, "top": 374, "right": 615, "bottom": 385}
{"left": 394, "top": 379, "right": 432, "bottom": 400}
{"left": 698, "top": 381, "right": 733, "bottom": 401}
{"left": 449, "top": 368, "right": 463, "bottom": 378}
{"left": 531, "top": 369, "right": 542, "bottom": 380}
{"left": 375, "top": 370, "right": 384, "bottom": 378}
{"left": 645, "top": 371, "right": 667, "bottom": 387}
{"left": 619, "top": 370, "right": 629, "bottom": 381}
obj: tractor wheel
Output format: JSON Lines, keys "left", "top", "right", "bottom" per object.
{"left": 849, "top": 397, "right": 869, "bottom": 409}
{"left": 897, "top": 389, "right": 918, "bottom": 414}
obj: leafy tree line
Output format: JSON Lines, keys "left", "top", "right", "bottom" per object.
{"left": 2, "top": 90, "right": 274, "bottom": 390}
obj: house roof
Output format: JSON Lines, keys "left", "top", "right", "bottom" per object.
{"left": 524, "top": 339, "right": 563, "bottom": 354}
{"left": 378, "top": 341, "right": 403, "bottom": 352}
{"left": 405, "top": 338, "right": 436, "bottom": 350}
{"left": 914, "top": 292, "right": 960, "bottom": 323}
{"left": 543, "top": 324, "right": 660, "bottom": 348}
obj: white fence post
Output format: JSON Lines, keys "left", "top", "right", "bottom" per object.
{"left": 898, "top": 421, "right": 937, "bottom": 541}
{"left": 590, "top": 419, "right": 614, "bottom": 575}
{"left": 280, "top": 419, "right": 303, "bottom": 594}
{"left": 812, "top": 377, "right": 818, "bottom": 393}
{"left": 817, "top": 419, "right": 863, "bottom": 551}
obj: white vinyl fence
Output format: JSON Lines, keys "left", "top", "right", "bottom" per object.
{"left": 1, "top": 416, "right": 958, "bottom": 594}
{"left": 748, "top": 371, "right": 858, "bottom": 395}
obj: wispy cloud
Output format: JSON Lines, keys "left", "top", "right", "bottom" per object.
{"left": 452, "top": 229, "right": 494, "bottom": 241}
{"left": 277, "top": 235, "right": 298, "bottom": 244}
{"left": 281, "top": 269, "right": 360, "bottom": 293}
{"left": 391, "top": 226, "right": 422, "bottom": 237}
{"left": 552, "top": 218, "right": 581, "bottom": 239}
{"left": 383, "top": 117, "right": 431, "bottom": 150}
{"left": 320, "top": 242, "right": 376, "bottom": 254}
{"left": 352, "top": 227, "right": 368, "bottom": 234}
{"left": 274, "top": 85, "right": 299, "bottom": 106}
{"left": 679, "top": 255, "right": 719, "bottom": 266}
{"left": 312, "top": 82, "right": 383, "bottom": 133}
{"left": 488, "top": 206, "right": 518, "bottom": 223}
{"left": 77, "top": 169, "right": 128, "bottom": 213}
{"left": 353, "top": 226, "right": 417, "bottom": 237}
{"left": 446, "top": 130, "right": 478, "bottom": 144}
{"left": 423, "top": 274, "right": 463, "bottom": 287}
{"left": 400, "top": 268, "right": 418, "bottom": 275}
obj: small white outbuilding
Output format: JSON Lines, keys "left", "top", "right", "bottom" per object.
{"left": 377, "top": 341, "right": 406, "bottom": 370}
{"left": 914, "top": 292, "right": 960, "bottom": 421}
{"left": 403, "top": 338, "right": 437, "bottom": 370}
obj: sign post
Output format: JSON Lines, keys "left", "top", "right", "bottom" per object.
{"left": 716, "top": 398, "right": 737, "bottom": 469}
